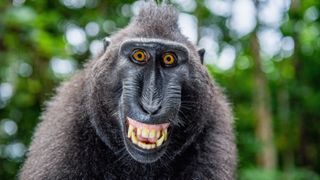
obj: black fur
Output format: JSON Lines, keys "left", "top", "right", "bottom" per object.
{"left": 20, "top": 2, "right": 236, "bottom": 179}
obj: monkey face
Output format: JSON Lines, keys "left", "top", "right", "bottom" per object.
{"left": 88, "top": 38, "right": 203, "bottom": 164}
{"left": 116, "top": 38, "right": 192, "bottom": 163}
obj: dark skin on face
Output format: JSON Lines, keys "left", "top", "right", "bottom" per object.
{"left": 116, "top": 39, "right": 191, "bottom": 163}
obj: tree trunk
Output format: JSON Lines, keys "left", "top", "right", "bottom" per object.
{"left": 250, "top": 33, "right": 277, "bottom": 169}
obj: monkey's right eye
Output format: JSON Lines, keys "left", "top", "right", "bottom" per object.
{"left": 130, "top": 49, "right": 148, "bottom": 64}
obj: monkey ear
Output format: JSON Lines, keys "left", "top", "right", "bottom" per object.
{"left": 197, "top": 48, "right": 205, "bottom": 64}
{"left": 103, "top": 37, "right": 111, "bottom": 51}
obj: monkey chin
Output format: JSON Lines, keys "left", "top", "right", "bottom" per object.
{"left": 121, "top": 116, "right": 172, "bottom": 163}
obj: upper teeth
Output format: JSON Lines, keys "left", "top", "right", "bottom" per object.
{"left": 127, "top": 117, "right": 169, "bottom": 150}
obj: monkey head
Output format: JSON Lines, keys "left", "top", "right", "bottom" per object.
{"left": 86, "top": 3, "right": 207, "bottom": 164}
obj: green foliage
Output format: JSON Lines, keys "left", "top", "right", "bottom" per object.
{"left": 0, "top": 0, "right": 320, "bottom": 179}
{"left": 240, "top": 168, "right": 320, "bottom": 180}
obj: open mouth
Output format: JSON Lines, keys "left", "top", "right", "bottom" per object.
{"left": 127, "top": 117, "right": 170, "bottom": 150}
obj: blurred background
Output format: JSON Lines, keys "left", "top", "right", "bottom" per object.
{"left": 0, "top": 0, "right": 319, "bottom": 179}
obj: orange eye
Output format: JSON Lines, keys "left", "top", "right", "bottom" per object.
{"left": 132, "top": 49, "right": 147, "bottom": 63}
{"left": 162, "top": 53, "right": 176, "bottom": 66}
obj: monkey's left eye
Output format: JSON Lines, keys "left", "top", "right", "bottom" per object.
{"left": 162, "top": 53, "right": 177, "bottom": 67}
{"left": 131, "top": 49, "right": 148, "bottom": 64}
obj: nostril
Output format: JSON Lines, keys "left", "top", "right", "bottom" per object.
{"left": 140, "top": 105, "right": 149, "bottom": 114}
{"left": 152, "top": 105, "right": 161, "bottom": 114}
{"left": 141, "top": 104, "right": 161, "bottom": 115}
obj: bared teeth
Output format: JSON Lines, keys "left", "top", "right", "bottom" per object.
{"left": 127, "top": 117, "right": 169, "bottom": 150}
{"left": 141, "top": 128, "right": 149, "bottom": 138}
{"left": 156, "top": 132, "right": 165, "bottom": 147}
{"left": 149, "top": 129, "right": 156, "bottom": 138}
{"left": 127, "top": 125, "right": 134, "bottom": 138}
{"left": 137, "top": 142, "right": 157, "bottom": 149}
{"left": 137, "top": 128, "right": 142, "bottom": 136}
{"left": 131, "top": 131, "right": 138, "bottom": 144}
